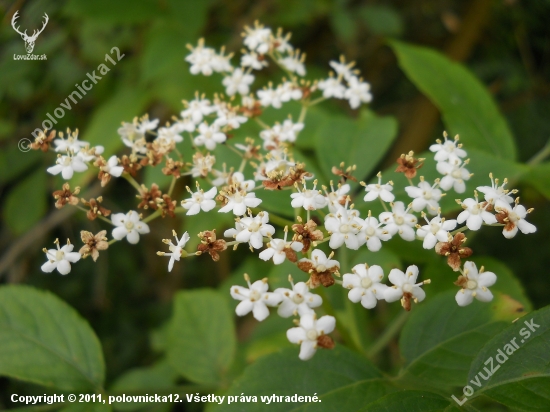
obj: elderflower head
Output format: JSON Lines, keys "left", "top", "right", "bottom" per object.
{"left": 359, "top": 212, "right": 392, "bottom": 252}
{"left": 53, "top": 129, "right": 88, "bottom": 153}
{"left": 222, "top": 68, "right": 255, "bottom": 96}
{"left": 343, "top": 264, "right": 388, "bottom": 309}
{"left": 275, "top": 276, "right": 322, "bottom": 317}
{"left": 436, "top": 158, "right": 471, "bottom": 193}
{"left": 41, "top": 239, "right": 81, "bottom": 275}
{"left": 181, "top": 184, "right": 217, "bottom": 215}
{"left": 384, "top": 265, "right": 430, "bottom": 311}
{"left": 194, "top": 122, "right": 227, "bottom": 151}
{"left": 287, "top": 313, "right": 336, "bottom": 360}
{"left": 157, "top": 230, "right": 190, "bottom": 272}
{"left": 455, "top": 261, "right": 496, "bottom": 306}
{"left": 379, "top": 201, "right": 418, "bottom": 241}
{"left": 225, "top": 211, "right": 275, "bottom": 249}
{"left": 457, "top": 192, "right": 497, "bottom": 231}
{"left": 324, "top": 203, "right": 363, "bottom": 250}
{"left": 416, "top": 212, "right": 457, "bottom": 250}
{"left": 429, "top": 132, "right": 467, "bottom": 163}
{"left": 259, "top": 226, "right": 302, "bottom": 265}
{"left": 291, "top": 179, "right": 328, "bottom": 211}
{"left": 230, "top": 274, "right": 281, "bottom": 321}
{"left": 477, "top": 173, "right": 515, "bottom": 208}
{"left": 111, "top": 211, "right": 150, "bottom": 244}
{"left": 495, "top": 199, "right": 536, "bottom": 239}
{"left": 405, "top": 178, "right": 443, "bottom": 215}
{"left": 47, "top": 153, "right": 88, "bottom": 180}
{"left": 362, "top": 172, "right": 394, "bottom": 203}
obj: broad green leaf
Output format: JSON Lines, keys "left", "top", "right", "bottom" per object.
{"left": 466, "top": 305, "right": 550, "bottom": 411}
{"left": 0, "top": 146, "right": 40, "bottom": 185}
{"left": 390, "top": 41, "right": 517, "bottom": 160}
{"left": 398, "top": 290, "right": 524, "bottom": 388}
{"left": 359, "top": 390, "right": 451, "bottom": 412}
{"left": 316, "top": 109, "right": 398, "bottom": 184}
{"left": 522, "top": 162, "right": 550, "bottom": 200}
{"left": 4, "top": 170, "right": 47, "bottom": 235}
{"left": 215, "top": 346, "right": 386, "bottom": 412}
{"left": 110, "top": 360, "right": 177, "bottom": 411}
{"left": 0, "top": 285, "right": 105, "bottom": 391}
{"left": 167, "top": 289, "right": 236, "bottom": 385}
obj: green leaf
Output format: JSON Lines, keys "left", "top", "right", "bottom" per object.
{"left": 522, "top": 162, "right": 550, "bottom": 200}
{"left": 466, "top": 305, "right": 550, "bottom": 411}
{"left": 215, "top": 346, "right": 388, "bottom": 412}
{"left": 359, "top": 390, "right": 451, "bottom": 412}
{"left": 110, "top": 360, "right": 177, "bottom": 411}
{"left": 390, "top": 41, "right": 517, "bottom": 159}
{"left": 359, "top": 5, "right": 404, "bottom": 37}
{"left": 167, "top": 289, "right": 236, "bottom": 385}
{"left": 398, "top": 291, "right": 524, "bottom": 389}
{"left": 64, "top": 0, "right": 162, "bottom": 23}
{"left": 316, "top": 109, "right": 398, "bottom": 183}
{"left": 0, "top": 285, "right": 105, "bottom": 391}
{"left": 4, "top": 170, "right": 47, "bottom": 235}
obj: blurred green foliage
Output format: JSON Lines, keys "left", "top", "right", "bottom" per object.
{"left": 1, "top": 0, "right": 550, "bottom": 410}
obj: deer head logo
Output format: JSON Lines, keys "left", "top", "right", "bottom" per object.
{"left": 11, "top": 11, "right": 49, "bottom": 54}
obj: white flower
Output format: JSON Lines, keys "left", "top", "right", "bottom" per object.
{"left": 228, "top": 172, "right": 255, "bottom": 192}
{"left": 436, "top": 158, "right": 471, "bottom": 193}
{"left": 359, "top": 212, "right": 392, "bottom": 252}
{"left": 429, "top": 133, "right": 467, "bottom": 163}
{"left": 457, "top": 194, "right": 497, "bottom": 231}
{"left": 274, "top": 277, "right": 321, "bottom": 317}
{"left": 218, "top": 189, "right": 262, "bottom": 215}
{"left": 111, "top": 211, "right": 150, "bottom": 244}
{"left": 384, "top": 265, "right": 429, "bottom": 310}
{"left": 329, "top": 56, "right": 356, "bottom": 80}
{"left": 157, "top": 123, "right": 185, "bottom": 144}
{"left": 225, "top": 211, "right": 275, "bottom": 249}
{"left": 324, "top": 205, "right": 363, "bottom": 250}
{"left": 477, "top": 173, "right": 515, "bottom": 208}
{"left": 194, "top": 122, "right": 227, "bottom": 150}
{"left": 455, "top": 261, "right": 496, "bottom": 306}
{"left": 185, "top": 39, "right": 222, "bottom": 76}
{"left": 260, "top": 119, "right": 304, "bottom": 147}
{"left": 41, "top": 239, "right": 81, "bottom": 275}
{"left": 257, "top": 84, "right": 284, "bottom": 109}
{"left": 191, "top": 153, "right": 216, "bottom": 177}
{"left": 279, "top": 51, "right": 306, "bottom": 76}
{"left": 495, "top": 202, "right": 537, "bottom": 239}
{"left": 343, "top": 264, "right": 388, "bottom": 309}
{"left": 210, "top": 48, "right": 233, "bottom": 73}
{"left": 255, "top": 149, "right": 295, "bottom": 180}
{"left": 287, "top": 313, "right": 335, "bottom": 360}
{"left": 230, "top": 275, "right": 281, "bottom": 321}
{"left": 279, "top": 81, "right": 303, "bottom": 102}
{"left": 158, "top": 230, "right": 190, "bottom": 272}
{"left": 243, "top": 23, "right": 272, "bottom": 54}
{"left": 181, "top": 96, "right": 216, "bottom": 124}
{"left": 241, "top": 51, "right": 268, "bottom": 70}
{"left": 100, "top": 155, "right": 124, "bottom": 178}
{"left": 76, "top": 145, "right": 104, "bottom": 162}
{"left": 405, "top": 179, "right": 443, "bottom": 215}
{"left": 324, "top": 182, "right": 350, "bottom": 213}
{"left": 379, "top": 201, "right": 418, "bottom": 241}
{"left": 299, "top": 249, "right": 340, "bottom": 276}
{"left": 416, "top": 214, "right": 457, "bottom": 249}
{"left": 291, "top": 180, "right": 328, "bottom": 211}
{"left": 47, "top": 154, "right": 88, "bottom": 180}
{"left": 259, "top": 227, "right": 302, "bottom": 264}
{"left": 363, "top": 172, "right": 394, "bottom": 203}
{"left": 181, "top": 185, "right": 217, "bottom": 215}
{"left": 214, "top": 107, "right": 248, "bottom": 129}
{"left": 222, "top": 68, "right": 255, "bottom": 96}
{"left": 318, "top": 76, "right": 345, "bottom": 99}
{"left": 53, "top": 130, "right": 88, "bottom": 153}
{"left": 344, "top": 76, "right": 372, "bottom": 109}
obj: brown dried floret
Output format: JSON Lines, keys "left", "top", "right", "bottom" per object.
{"left": 52, "top": 183, "right": 80, "bottom": 209}
{"left": 137, "top": 184, "right": 162, "bottom": 210}
{"left": 31, "top": 129, "right": 56, "bottom": 152}
{"left": 162, "top": 158, "right": 185, "bottom": 178}
{"left": 435, "top": 232, "right": 473, "bottom": 271}
{"left": 94, "top": 156, "right": 120, "bottom": 187}
{"left": 120, "top": 154, "right": 142, "bottom": 177}
{"left": 157, "top": 194, "right": 177, "bottom": 218}
{"left": 262, "top": 162, "right": 313, "bottom": 190}
{"left": 292, "top": 218, "right": 324, "bottom": 253}
{"left": 396, "top": 151, "right": 425, "bottom": 179}
{"left": 331, "top": 162, "right": 357, "bottom": 183}
{"left": 197, "top": 230, "right": 227, "bottom": 261}
{"left": 79, "top": 230, "right": 108, "bottom": 261}
{"left": 81, "top": 197, "right": 111, "bottom": 221}
{"left": 297, "top": 251, "right": 339, "bottom": 288}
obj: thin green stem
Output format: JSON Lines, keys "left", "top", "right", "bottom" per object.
{"left": 167, "top": 176, "right": 177, "bottom": 197}
{"left": 379, "top": 197, "right": 389, "bottom": 212}
{"left": 142, "top": 209, "right": 162, "bottom": 224}
{"left": 254, "top": 117, "right": 271, "bottom": 130}
{"left": 527, "top": 138, "right": 550, "bottom": 166}
{"left": 298, "top": 104, "right": 308, "bottom": 123}
{"left": 367, "top": 310, "right": 409, "bottom": 359}
{"left": 307, "top": 96, "right": 326, "bottom": 107}
{"left": 108, "top": 238, "right": 118, "bottom": 246}
{"left": 122, "top": 172, "right": 142, "bottom": 193}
